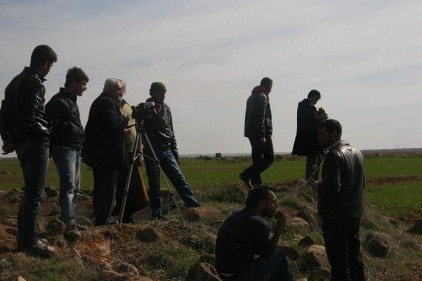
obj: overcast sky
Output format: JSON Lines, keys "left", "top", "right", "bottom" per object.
{"left": 1, "top": 0, "right": 421, "bottom": 156}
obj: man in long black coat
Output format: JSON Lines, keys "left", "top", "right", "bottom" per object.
{"left": 82, "top": 78, "right": 128, "bottom": 226}
{"left": 292, "top": 89, "right": 327, "bottom": 181}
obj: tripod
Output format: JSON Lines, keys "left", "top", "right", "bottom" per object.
{"left": 117, "top": 122, "right": 184, "bottom": 226}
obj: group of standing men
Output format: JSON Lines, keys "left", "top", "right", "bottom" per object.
{"left": 0, "top": 45, "right": 366, "bottom": 280}
{"left": 0, "top": 45, "right": 200, "bottom": 257}
{"left": 214, "top": 77, "right": 366, "bottom": 280}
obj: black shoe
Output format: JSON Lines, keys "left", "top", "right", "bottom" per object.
{"left": 21, "top": 240, "right": 55, "bottom": 257}
{"left": 239, "top": 173, "right": 253, "bottom": 189}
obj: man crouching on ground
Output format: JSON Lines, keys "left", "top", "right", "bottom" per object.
{"left": 215, "top": 186, "right": 295, "bottom": 280}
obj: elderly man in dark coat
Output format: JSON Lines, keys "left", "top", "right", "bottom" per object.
{"left": 292, "top": 89, "right": 327, "bottom": 181}
{"left": 82, "top": 78, "right": 128, "bottom": 226}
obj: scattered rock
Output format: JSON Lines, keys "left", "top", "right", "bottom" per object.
{"left": 136, "top": 227, "right": 160, "bottom": 243}
{"left": 364, "top": 232, "right": 392, "bottom": 258}
{"left": 297, "top": 206, "right": 321, "bottom": 229}
{"left": 297, "top": 236, "right": 314, "bottom": 248}
{"left": 44, "top": 186, "right": 59, "bottom": 198}
{"left": 17, "top": 276, "right": 26, "bottom": 281}
{"left": 0, "top": 170, "right": 12, "bottom": 175}
{"left": 47, "top": 218, "right": 66, "bottom": 234}
{"left": 186, "top": 262, "right": 221, "bottom": 281}
{"left": 5, "top": 190, "right": 21, "bottom": 204}
{"left": 408, "top": 219, "right": 422, "bottom": 234}
{"left": 301, "top": 244, "right": 330, "bottom": 278}
{"left": 5, "top": 227, "right": 18, "bottom": 236}
{"left": 184, "top": 207, "right": 222, "bottom": 221}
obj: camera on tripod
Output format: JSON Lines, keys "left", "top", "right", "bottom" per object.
{"left": 131, "top": 101, "right": 155, "bottom": 120}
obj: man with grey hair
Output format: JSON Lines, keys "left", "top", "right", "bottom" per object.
{"left": 82, "top": 78, "right": 128, "bottom": 226}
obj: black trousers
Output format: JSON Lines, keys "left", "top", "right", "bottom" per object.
{"left": 242, "top": 136, "right": 274, "bottom": 186}
{"left": 322, "top": 218, "right": 365, "bottom": 281}
{"left": 92, "top": 167, "right": 119, "bottom": 225}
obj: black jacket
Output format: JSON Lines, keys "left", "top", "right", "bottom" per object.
{"left": 82, "top": 92, "right": 128, "bottom": 169}
{"left": 317, "top": 141, "right": 366, "bottom": 220}
{"left": 45, "top": 88, "right": 84, "bottom": 150}
{"left": 141, "top": 99, "right": 177, "bottom": 154}
{"left": 292, "top": 98, "right": 326, "bottom": 156}
{"left": 0, "top": 67, "right": 50, "bottom": 144}
{"left": 244, "top": 89, "right": 272, "bottom": 138}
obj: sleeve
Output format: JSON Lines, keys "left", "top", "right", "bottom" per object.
{"left": 318, "top": 151, "right": 343, "bottom": 196}
{"left": 45, "top": 97, "right": 66, "bottom": 130}
{"left": 251, "top": 218, "right": 275, "bottom": 258}
{"left": 21, "top": 81, "right": 45, "bottom": 134}
{"left": 98, "top": 99, "right": 128, "bottom": 130}
{"left": 255, "top": 94, "right": 268, "bottom": 137}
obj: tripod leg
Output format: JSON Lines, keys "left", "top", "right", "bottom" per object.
{"left": 118, "top": 132, "right": 141, "bottom": 225}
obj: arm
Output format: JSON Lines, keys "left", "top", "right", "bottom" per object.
{"left": 317, "top": 151, "right": 343, "bottom": 196}
{"left": 269, "top": 210, "right": 286, "bottom": 246}
{"left": 255, "top": 94, "right": 268, "bottom": 144}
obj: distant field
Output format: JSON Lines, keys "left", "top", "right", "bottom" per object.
{"left": 1, "top": 155, "right": 421, "bottom": 219}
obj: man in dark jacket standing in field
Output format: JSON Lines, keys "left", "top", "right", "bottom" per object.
{"left": 83, "top": 78, "right": 128, "bottom": 226}
{"left": 292, "top": 89, "right": 327, "bottom": 181}
{"left": 316, "top": 119, "right": 366, "bottom": 281}
{"left": 240, "top": 77, "right": 274, "bottom": 188}
{"left": 0, "top": 45, "right": 57, "bottom": 256}
{"left": 45, "top": 67, "right": 89, "bottom": 239}
{"left": 142, "top": 82, "right": 200, "bottom": 220}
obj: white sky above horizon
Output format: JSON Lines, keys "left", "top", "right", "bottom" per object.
{"left": 1, "top": 0, "right": 421, "bottom": 157}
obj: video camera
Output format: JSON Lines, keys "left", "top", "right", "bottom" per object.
{"left": 131, "top": 101, "right": 155, "bottom": 120}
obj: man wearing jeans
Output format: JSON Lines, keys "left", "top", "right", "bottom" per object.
{"left": 45, "top": 67, "right": 89, "bottom": 239}
{"left": 0, "top": 45, "right": 57, "bottom": 256}
{"left": 142, "top": 82, "right": 200, "bottom": 220}
{"left": 240, "top": 77, "right": 274, "bottom": 189}
{"left": 215, "top": 186, "right": 294, "bottom": 281}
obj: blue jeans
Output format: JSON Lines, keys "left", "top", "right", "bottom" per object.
{"left": 15, "top": 137, "right": 49, "bottom": 248}
{"left": 235, "top": 248, "right": 294, "bottom": 281}
{"left": 241, "top": 136, "right": 274, "bottom": 186}
{"left": 144, "top": 148, "right": 200, "bottom": 216}
{"left": 51, "top": 145, "right": 81, "bottom": 226}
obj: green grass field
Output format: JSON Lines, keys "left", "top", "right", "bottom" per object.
{"left": 1, "top": 155, "right": 421, "bottom": 219}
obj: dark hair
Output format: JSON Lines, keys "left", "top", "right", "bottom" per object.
{"left": 30, "top": 45, "right": 57, "bottom": 67}
{"left": 307, "top": 89, "right": 321, "bottom": 99}
{"left": 246, "top": 186, "right": 272, "bottom": 208}
{"left": 319, "top": 119, "right": 342, "bottom": 138}
{"left": 260, "top": 77, "right": 273, "bottom": 87}
{"left": 65, "top": 67, "right": 89, "bottom": 87}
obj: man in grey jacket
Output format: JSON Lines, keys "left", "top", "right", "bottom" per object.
{"left": 316, "top": 119, "right": 366, "bottom": 281}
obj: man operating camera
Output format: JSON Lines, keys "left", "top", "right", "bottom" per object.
{"left": 139, "top": 82, "right": 200, "bottom": 220}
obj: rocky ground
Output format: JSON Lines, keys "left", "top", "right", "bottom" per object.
{"left": 0, "top": 180, "right": 421, "bottom": 281}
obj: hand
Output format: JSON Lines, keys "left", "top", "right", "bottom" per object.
{"left": 317, "top": 107, "right": 326, "bottom": 114}
{"left": 274, "top": 210, "right": 286, "bottom": 230}
{"left": 2, "top": 142, "right": 16, "bottom": 155}
{"left": 259, "top": 136, "right": 266, "bottom": 146}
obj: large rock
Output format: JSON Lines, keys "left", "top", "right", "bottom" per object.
{"left": 301, "top": 245, "right": 330, "bottom": 279}
{"left": 136, "top": 227, "right": 160, "bottom": 243}
{"left": 47, "top": 218, "right": 66, "bottom": 234}
{"left": 364, "top": 232, "right": 392, "bottom": 258}
{"left": 297, "top": 206, "right": 321, "bottom": 230}
{"left": 185, "top": 262, "right": 221, "bottom": 281}
{"left": 184, "top": 207, "right": 222, "bottom": 221}
{"left": 408, "top": 219, "right": 422, "bottom": 234}
{"left": 297, "top": 236, "right": 314, "bottom": 248}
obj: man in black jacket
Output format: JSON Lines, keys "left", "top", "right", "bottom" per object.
{"left": 292, "top": 89, "right": 327, "bottom": 181}
{"left": 142, "top": 82, "right": 200, "bottom": 220}
{"left": 316, "top": 119, "right": 366, "bottom": 281}
{"left": 240, "top": 77, "right": 274, "bottom": 188}
{"left": 45, "top": 67, "right": 89, "bottom": 239}
{"left": 0, "top": 45, "right": 57, "bottom": 256}
{"left": 83, "top": 78, "right": 128, "bottom": 226}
